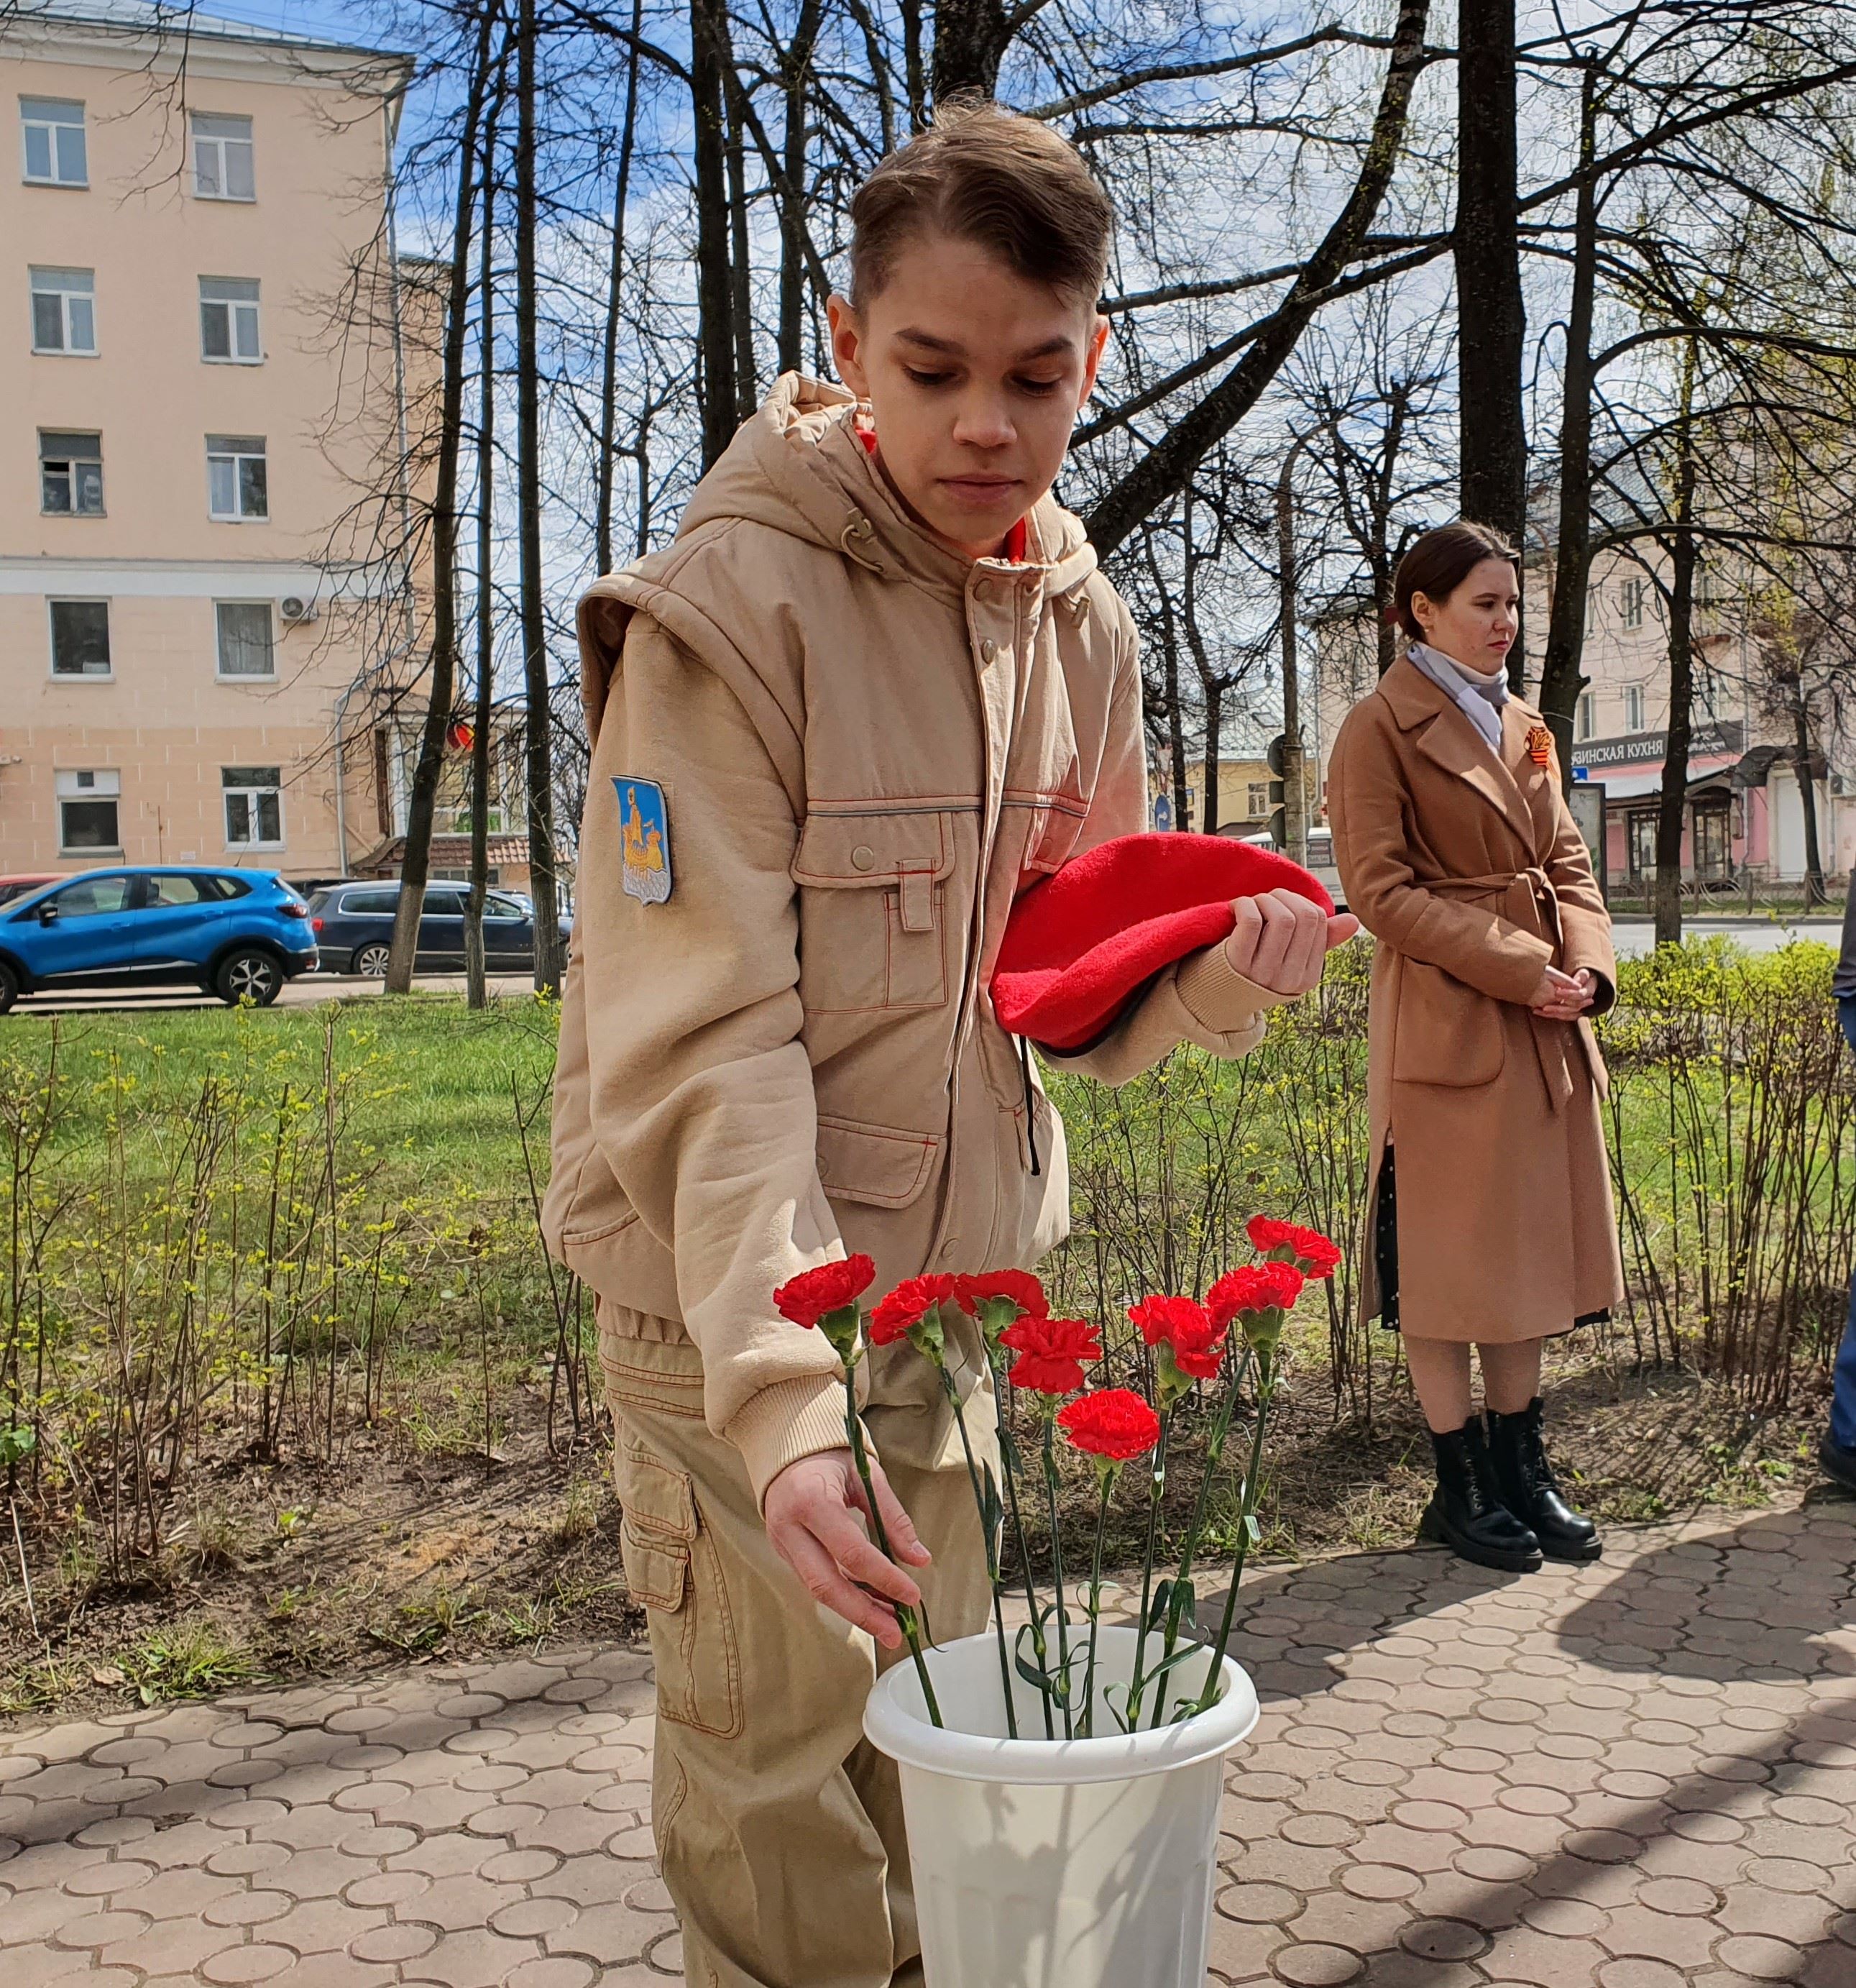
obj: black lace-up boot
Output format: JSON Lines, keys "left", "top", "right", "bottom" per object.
{"left": 1418, "top": 1416, "right": 1543, "bottom": 1572}
{"left": 1487, "top": 1396, "right": 1602, "bottom": 1562}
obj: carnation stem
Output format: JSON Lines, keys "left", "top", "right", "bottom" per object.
{"left": 843, "top": 1383, "right": 942, "bottom": 1728}
{"left": 1080, "top": 1462, "right": 1113, "bottom": 1739}
{"left": 987, "top": 1351, "right": 1055, "bottom": 1738}
{"left": 1150, "top": 1343, "right": 1254, "bottom": 1730}
{"left": 1194, "top": 1357, "right": 1278, "bottom": 1717}
{"left": 1039, "top": 1409, "right": 1073, "bottom": 1739}
{"left": 1126, "top": 1402, "right": 1174, "bottom": 1728}
{"left": 934, "top": 1358, "right": 1017, "bottom": 1739}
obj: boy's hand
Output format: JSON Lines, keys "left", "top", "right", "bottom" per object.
{"left": 1224, "top": 889, "right": 1361, "bottom": 998}
{"left": 763, "top": 1448, "right": 932, "bottom": 1648}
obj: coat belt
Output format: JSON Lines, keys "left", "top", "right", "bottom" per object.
{"left": 1424, "top": 866, "right": 1579, "bottom": 1112}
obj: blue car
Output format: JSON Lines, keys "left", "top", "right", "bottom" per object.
{"left": 0, "top": 867, "right": 318, "bottom": 1012}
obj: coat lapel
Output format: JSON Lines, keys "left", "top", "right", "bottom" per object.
{"left": 1382, "top": 656, "right": 1535, "bottom": 846}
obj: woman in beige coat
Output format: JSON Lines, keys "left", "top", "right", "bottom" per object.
{"left": 1328, "top": 522, "right": 1625, "bottom": 1571}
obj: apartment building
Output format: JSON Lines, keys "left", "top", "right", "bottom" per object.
{"left": 2, "top": 1, "right": 414, "bottom": 883}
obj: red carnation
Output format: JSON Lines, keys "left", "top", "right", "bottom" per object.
{"left": 1206, "top": 1262, "right": 1305, "bottom": 1328}
{"left": 1246, "top": 1215, "right": 1342, "bottom": 1281}
{"left": 999, "top": 1315, "right": 1101, "bottom": 1396}
{"left": 773, "top": 1254, "right": 876, "bottom": 1328}
{"left": 1059, "top": 1388, "right": 1162, "bottom": 1463}
{"left": 1129, "top": 1294, "right": 1228, "bottom": 1382}
{"left": 955, "top": 1269, "right": 1049, "bottom": 1320}
{"left": 869, "top": 1273, "right": 960, "bottom": 1347}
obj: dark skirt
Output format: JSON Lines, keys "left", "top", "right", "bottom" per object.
{"left": 1373, "top": 1145, "right": 1609, "bottom": 1337}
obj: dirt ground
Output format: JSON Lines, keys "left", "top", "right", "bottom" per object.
{"left": 4, "top": 1329, "right": 1831, "bottom": 1731}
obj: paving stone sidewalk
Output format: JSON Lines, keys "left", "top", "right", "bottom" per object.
{"left": 3, "top": 1496, "right": 1853, "bottom": 1987}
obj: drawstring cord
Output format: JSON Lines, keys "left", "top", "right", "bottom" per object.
{"left": 839, "top": 516, "right": 883, "bottom": 573}
{"left": 1018, "top": 1035, "right": 1042, "bottom": 1178}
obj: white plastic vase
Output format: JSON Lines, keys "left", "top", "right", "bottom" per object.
{"left": 863, "top": 1623, "right": 1259, "bottom": 1988}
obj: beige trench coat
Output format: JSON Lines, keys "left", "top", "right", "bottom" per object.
{"left": 1327, "top": 654, "right": 1626, "bottom": 1343}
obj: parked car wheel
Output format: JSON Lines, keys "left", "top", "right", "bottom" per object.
{"left": 0, "top": 961, "right": 17, "bottom": 1015}
{"left": 352, "top": 942, "right": 392, "bottom": 976}
{"left": 216, "top": 948, "right": 283, "bottom": 1007}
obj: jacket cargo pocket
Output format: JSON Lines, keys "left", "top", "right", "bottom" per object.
{"left": 1018, "top": 791, "right": 1088, "bottom": 876}
{"left": 792, "top": 808, "right": 956, "bottom": 1012}
{"left": 617, "top": 1447, "right": 743, "bottom": 1738}
{"left": 816, "top": 1113, "right": 945, "bottom": 1209}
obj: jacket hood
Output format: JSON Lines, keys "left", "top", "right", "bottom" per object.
{"left": 676, "top": 371, "right": 1100, "bottom": 597}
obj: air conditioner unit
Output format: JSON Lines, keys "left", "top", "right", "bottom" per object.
{"left": 280, "top": 595, "right": 318, "bottom": 625}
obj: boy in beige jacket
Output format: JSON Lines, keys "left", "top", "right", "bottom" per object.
{"left": 545, "top": 102, "right": 1354, "bottom": 1988}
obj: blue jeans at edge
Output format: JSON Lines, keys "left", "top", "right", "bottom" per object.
{"left": 1833, "top": 999, "right": 1856, "bottom": 1451}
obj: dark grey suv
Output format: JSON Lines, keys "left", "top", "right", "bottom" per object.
{"left": 305, "top": 882, "right": 538, "bottom": 975}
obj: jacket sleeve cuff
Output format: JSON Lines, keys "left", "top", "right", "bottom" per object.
{"left": 1175, "top": 945, "right": 1286, "bottom": 1045}
{"left": 726, "top": 1373, "right": 854, "bottom": 1511}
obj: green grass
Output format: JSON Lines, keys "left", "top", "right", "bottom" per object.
{"left": 2, "top": 991, "right": 562, "bottom": 1193}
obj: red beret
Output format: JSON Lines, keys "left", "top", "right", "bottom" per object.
{"left": 991, "top": 833, "right": 1334, "bottom": 1053}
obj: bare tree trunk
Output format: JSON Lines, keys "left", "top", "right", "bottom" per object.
{"left": 1536, "top": 58, "right": 1599, "bottom": 781}
{"left": 900, "top": 0, "right": 925, "bottom": 132}
{"left": 1202, "top": 685, "right": 1223, "bottom": 835}
{"left": 690, "top": 0, "right": 737, "bottom": 467}
{"left": 932, "top": 0, "right": 1014, "bottom": 101}
{"left": 593, "top": 0, "right": 642, "bottom": 578}
{"left": 1142, "top": 526, "right": 1192, "bottom": 831}
{"left": 778, "top": 0, "right": 822, "bottom": 372}
{"left": 1277, "top": 439, "right": 1308, "bottom": 862}
{"left": 385, "top": 0, "right": 498, "bottom": 997}
{"left": 1795, "top": 691, "right": 1828, "bottom": 908}
{"left": 1084, "top": 0, "right": 1430, "bottom": 559}
{"left": 517, "top": 0, "right": 563, "bottom": 993}
{"left": 1654, "top": 366, "right": 1699, "bottom": 948}
{"left": 1456, "top": 0, "right": 1528, "bottom": 661}
{"left": 465, "top": 39, "right": 507, "bottom": 1012}
{"left": 720, "top": 5, "right": 758, "bottom": 420}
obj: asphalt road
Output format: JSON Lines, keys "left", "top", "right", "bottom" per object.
{"left": 4, "top": 921, "right": 1841, "bottom": 1017}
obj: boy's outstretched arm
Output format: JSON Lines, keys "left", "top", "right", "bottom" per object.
{"left": 1045, "top": 621, "right": 1356, "bottom": 1086}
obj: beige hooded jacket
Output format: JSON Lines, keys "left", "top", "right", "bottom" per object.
{"left": 543, "top": 375, "right": 1282, "bottom": 1503}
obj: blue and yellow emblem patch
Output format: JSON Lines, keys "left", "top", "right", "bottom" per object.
{"left": 617, "top": 777, "right": 673, "bottom": 906}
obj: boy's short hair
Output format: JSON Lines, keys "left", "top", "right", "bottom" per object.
{"left": 849, "top": 97, "right": 1112, "bottom": 312}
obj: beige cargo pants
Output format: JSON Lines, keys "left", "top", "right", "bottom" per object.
{"left": 597, "top": 1302, "right": 997, "bottom": 1988}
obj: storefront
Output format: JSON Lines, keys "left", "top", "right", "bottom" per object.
{"left": 1571, "top": 721, "right": 1751, "bottom": 889}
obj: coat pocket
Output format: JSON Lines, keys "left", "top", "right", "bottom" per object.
{"left": 792, "top": 809, "right": 957, "bottom": 1013}
{"left": 617, "top": 1446, "right": 743, "bottom": 1738}
{"left": 1392, "top": 958, "right": 1506, "bottom": 1087}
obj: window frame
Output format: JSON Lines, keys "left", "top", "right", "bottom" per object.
{"left": 1576, "top": 692, "right": 1595, "bottom": 743}
{"left": 206, "top": 435, "right": 267, "bottom": 522}
{"left": 47, "top": 597, "right": 111, "bottom": 680}
{"left": 221, "top": 765, "right": 284, "bottom": 851}
{"left": 20, "top": 97, "right": 87, "bottom": 188}
{"left": 1620, "top": 576, "right": 1646, "bottom": 631}
{"left": 190, "top": 112, "right": 255, "bottom": 202}
{"left": 1624, "top": 684, "right": 1646, "bottom": 733}
{"left": 213, "top": 600, "right": 277, "bottom": 681}
{"left": 29, "top": 265, "right": 96, "bottom": 355}
{"left": 54, "top": 769, "right": 122, "bottom": 858}
{"left": 39, "top": 429, "right": 104, "bottom": 517}
{"left": 198, "top": 276, "right": 262, "bottom": 365}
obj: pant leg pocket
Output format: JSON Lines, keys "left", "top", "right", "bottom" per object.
{"left": 617, "top": 1444, "right": 744, "bottom": 1739}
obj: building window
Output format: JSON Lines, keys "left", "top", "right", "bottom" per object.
{"left": 1620, "top": 577, "right": 1645, "bottom": 630}
{"left": 1628, "top": 812, "right": 1658, "bottom": 878}
{"left": 1246, "top": 781, "right": 1269, "bottom": 818}
{"left": 30, "top": 266, "right": 95, "bottom": 353}
{"left": 1576, "top": 692, "right": 1596, "bottom": 742}
{"left": 199, "top": 276, "right": 261, "bottom": 362}
{"left": 223, "top": 766, "right": 282, "bottom": 847}
{"left": 1624, "top": 684, "right": 1645, "bottom": 733}
{"left": 21, "top": 98, "right": 86, "bottom": 186}
{"left": 207, "top": 436, "right": 267, "bottom": 521}
{"left": 191, "top": 113, "right": 254, "bottom": 200}
{"left": 40, "top": 430, "right": 103, "bottom": 515}
{"left": 55, "top": 769, "right": 120, "bottom": 853}
{"left": 49, "top": 599, "right": 110, "bottom": 677}
{"left": 215, "top": 601, "right": 275, "bottom": 678}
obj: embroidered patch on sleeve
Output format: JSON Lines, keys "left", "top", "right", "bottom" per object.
{"left": 617, "top": 778, "right": 673, "bottom": 905}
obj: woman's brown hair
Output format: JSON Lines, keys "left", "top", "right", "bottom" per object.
{"left": 1392, "top": 522, "right": 1520, "bottom": 642}
{"left": 848, "top": 97, "right": 1113, "bottom": 311}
